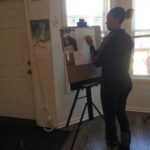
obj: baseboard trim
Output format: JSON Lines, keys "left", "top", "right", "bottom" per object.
{"left": 56, "top": 112, "right": 101, "bottom": 128}
{"left": 56, "top": 107, "right": 150, "bottom": 128}
{"left": 126, "top": 107, "right": 150, "bottom": 113}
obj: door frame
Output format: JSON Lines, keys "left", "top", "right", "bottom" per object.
{"left": 23, "top": 0, "right": 42, "bottom": 126}
{"left": 23, "top": 0, "right": 57, "bottom": 127}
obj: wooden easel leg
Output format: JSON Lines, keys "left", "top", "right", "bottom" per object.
{"left": 86, "top": 87, "right": 94, "bottom": 120}
{"left": 66, "top": 88, "right": 80, "bottom": 127}
{"left": 70, "top": 103, "right": 87, "bottom": 150}
{"left": 92, "top": 102, "right": 105, "bottom": 120}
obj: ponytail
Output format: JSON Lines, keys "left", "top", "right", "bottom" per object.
{"left": 126, "top": 8, "right": 134, "bottom": 19}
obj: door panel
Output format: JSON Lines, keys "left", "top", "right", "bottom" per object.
{"left": 0, "top": 0, "right": 35, "bottom": 119}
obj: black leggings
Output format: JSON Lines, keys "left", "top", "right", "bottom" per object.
{"left": 101, "top": 78, "right": 132, "bottom": 144}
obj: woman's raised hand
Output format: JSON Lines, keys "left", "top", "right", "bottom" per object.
{"left": 84, "top": 35, "right": 93, "bottom": 46}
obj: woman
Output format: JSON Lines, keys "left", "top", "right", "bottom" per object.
{"left": 85, "top": 7, "right": 133, "bottom": 150}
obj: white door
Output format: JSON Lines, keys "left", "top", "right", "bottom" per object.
{"left": 0, "top": 0, "right": 35, "bottom": 119}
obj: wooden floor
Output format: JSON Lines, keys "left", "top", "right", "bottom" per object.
{"left": 62, "top": 112, "right": 150, "bottom": 150}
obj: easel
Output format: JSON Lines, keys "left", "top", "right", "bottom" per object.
{"left": 66, "top": 82, "right": 104, "bottom": 150}
{"left": 60, "top": 24, "right": 102, "bottom": 149}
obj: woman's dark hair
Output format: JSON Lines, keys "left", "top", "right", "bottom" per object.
{"left": 110, "top": 7, "right": 133, "bottom": 23}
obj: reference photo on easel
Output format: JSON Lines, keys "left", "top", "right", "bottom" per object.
{"left": 60, "top": 23, "right": 104, "bottom": 150}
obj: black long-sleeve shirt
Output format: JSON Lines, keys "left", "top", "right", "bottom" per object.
{"left": 90, "top": 29, "right": 134, "bottom": 87}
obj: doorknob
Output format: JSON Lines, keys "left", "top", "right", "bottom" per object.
{"left": 27, "top": 69, "right": 32, "bottom": 74}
